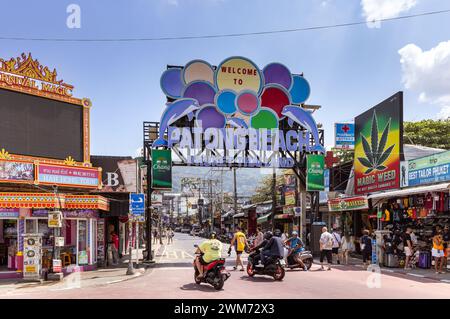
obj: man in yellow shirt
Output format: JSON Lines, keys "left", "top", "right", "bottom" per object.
{"left": 195, "top": 232, "right": 223, "bottom": 280}
{"left": 228, "top": 226, "right": 249, "bottom": 271}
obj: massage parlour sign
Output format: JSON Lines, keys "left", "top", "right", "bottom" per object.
{"left": 156, "top": 56, "right": 324, "bottom": 168}
{"left": 0, "top": 53, "right": 74, "bottom": 98}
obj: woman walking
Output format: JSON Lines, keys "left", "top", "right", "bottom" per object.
{"left": 340, "top": 233, "right": 354, "bottom": 265}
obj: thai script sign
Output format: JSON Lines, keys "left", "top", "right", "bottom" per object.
{"left": 36, "top": 163, "right": 101, "bottom": 188}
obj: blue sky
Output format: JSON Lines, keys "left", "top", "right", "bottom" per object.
{"left": 1, "top": 0, "right": 449, "bottom": 156}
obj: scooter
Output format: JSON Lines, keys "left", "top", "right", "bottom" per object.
{"left": 193, "top": 245, "right": 230, "bottom": 290}
{"left": 286, "top": 249, "right": 313, "bottom": 270}
{"left": 247, "top": 249, "right": 285, "bottom": 281}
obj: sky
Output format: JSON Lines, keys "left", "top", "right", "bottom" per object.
{"left": 0, "top": 0, "right": 449, "bottom": 156}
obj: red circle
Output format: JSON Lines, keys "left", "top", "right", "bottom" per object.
{"left": 260, "top": 86, "right": 290, "bottom": 117}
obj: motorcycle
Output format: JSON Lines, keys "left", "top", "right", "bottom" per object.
{"left": 247, "top": 249, "right": 285, "bottom": 281}
{"left": 286, "top": 249, "right": 313, "bottom": 270}
{"left": 193, "top": 245, "right": 230, "bottom": 290}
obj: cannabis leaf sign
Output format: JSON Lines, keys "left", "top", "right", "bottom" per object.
{"left": 358, "top": 111, "right": 395, "bottom": 174}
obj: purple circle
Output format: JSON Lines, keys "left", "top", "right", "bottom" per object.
{"left": 196, "top": 105, "right": 226, "bottom": 129}
{"left": 160, "top": 68, "right": 184, "bottom": 99}
{"left": 263, "top": 63, "right": 293, "bottom": 90}
{"left": 182, "top": 81, "right": 216, "bottom": 106}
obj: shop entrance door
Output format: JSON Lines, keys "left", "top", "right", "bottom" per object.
{"left": 0, "top": 218, "right": 18, "bottom": 272}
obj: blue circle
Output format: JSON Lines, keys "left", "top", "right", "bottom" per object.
{"left": 289, "top": 75, "right": 311, "bottom": 104}
{"left": 215, "top": 90, "right": 237, "bottom": 115}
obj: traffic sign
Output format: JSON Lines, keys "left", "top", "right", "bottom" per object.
{"left": 130, "top": 193, "right": 145, "bottom": 216}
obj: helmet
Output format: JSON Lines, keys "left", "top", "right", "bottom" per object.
{"left": 273, "top": 229, "right": 282, "bottom": 237}
{"left": 264, "top": 231, "right": 273, "bottom": 240}
{"left": 210, "top": 231, "right": 217, "bottom": 239}
{"left": 292, "top": 231, "right": 298, "bottom": 236}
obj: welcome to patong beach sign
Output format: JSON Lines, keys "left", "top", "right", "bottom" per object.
{"left": 154, "top": 57, "right": 324, "bottom": 168}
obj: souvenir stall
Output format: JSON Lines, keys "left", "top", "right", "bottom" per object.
{"left": 369, "top": 183, "right": 450, "bottom": 269}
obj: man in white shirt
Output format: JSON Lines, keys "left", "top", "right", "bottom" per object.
{"left": 319, "top": 227, "right": 334, "bottom": 270}
{"left": 331, "top": 228, "right": 342, "bottom": 265}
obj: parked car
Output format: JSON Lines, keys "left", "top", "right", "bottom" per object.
{"left": 190, "top": 227, "right": 201, "bottom": 236}
{"left": 181, "top": 227, "right": 191, "bottom": 233}
{"left": 174, "top": 227, "right": 181, "bottom": 232}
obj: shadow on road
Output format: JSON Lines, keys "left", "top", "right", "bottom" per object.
{"left": 180, "top": 283, "right": 222, "bottom": 292}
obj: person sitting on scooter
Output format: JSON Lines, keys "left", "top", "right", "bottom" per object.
{"left": 251, "top": 231, "right": 272, "bottom": 266}
{"left": 284, "top": 231, "right": 308, "bottom": 271}
{"left": 260, "top": 229, "right": 284, "bottom": 266}
{"left": 194, "top": 231, "right": 222, "bottom": 281}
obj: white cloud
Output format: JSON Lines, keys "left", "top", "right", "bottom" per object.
{"left": 399, "top": 40, "right": 450, "bottom": 119}
{"left": 361, "top": 0, "right": 417, "bottom": 28}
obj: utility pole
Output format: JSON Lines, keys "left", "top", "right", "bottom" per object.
{"left": 271, "top": 165, "right": 277, "bottom": 231}
{"left": 233, "top": 167, "right": 238, "bottom": 216}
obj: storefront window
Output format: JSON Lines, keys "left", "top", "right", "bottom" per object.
{"left": 38, "top": 219, "right": 52, "bottom": 247}
{"left": 78, "top": 220, "right": 88, "bottom": 265}
{"left": 25, "top": 219, "right": 37, "bottom": 233}
{"left": 0, "top": 219, "right": 18, "bottom": 271}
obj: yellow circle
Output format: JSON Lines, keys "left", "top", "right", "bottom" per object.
{"left": 216, "top": 57, "right": 262, "bottom": 94}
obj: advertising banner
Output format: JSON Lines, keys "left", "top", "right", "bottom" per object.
{"left": 404, "top": 150, "right": 450, "bottom": 187}
{"left": 36, "top": 164, "right": 101, "bottom": 188}
{"left": 23, "top": 234, "right": 42, "bottom": 280}
{"left": 335, "top": 123, "right": 355, "bottom": 149}
{"left": 151, "top": 150, "right": 172, "bottom": 190}
{"left": 284, "top": 190, "right": 296, "bottom": 206}
{"left": 0, "top": 160, "right": 33, "bottom": 183}
{"left": 354, "top": 92, "right": 403, "bottom": 195}
{"left": 306, "top": 154, "right": 325, "bottom": 191}
{"left": 328, "top": 196, "right": 369, "bottom": 212}
{"left": 48, "top": 211, "right": 62, "bottom": 228}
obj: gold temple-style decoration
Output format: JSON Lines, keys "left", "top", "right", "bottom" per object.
{"left": 64, "top": 156, "right": 76, "bottom": 166}
{"left": 0, "top": 149, "right": 11, "bottom": 160}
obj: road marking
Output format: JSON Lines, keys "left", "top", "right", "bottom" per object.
{"left": 440, "top": 279, "right": 450, "bottom": 283}
{"left": 406, "top": 273, "right": 425, "bottom": 278}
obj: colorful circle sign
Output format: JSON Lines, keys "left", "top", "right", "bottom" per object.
{"left": 263, "top": 62, "right": 293, "bottom": 91}
{"left": 260, "top": 84, "right": 291, "bottom": 118}
{"left": 160, "top": 68, "right": 184, "bottom": 99}
{"left": 182, "top": 80, "right": 216, "bottom": 106}
{"left": 236, "top": 90, "right": 260, "bottom": 115}
{"left": 250, "top": 107, "right": 279, "bottom": 129}
{"left": 183, "top": 59, "right": 215, "bottom": 85}
{"left": 290, "top": 75, "right": 311, "bottom": 104}
{"left": 215, "top": 90, "right": 237, "bottom": 115}
{"left": 215, "top": 56, "right": 263, "bottom": 94}
{"left": 195, "top": 105, "right": 226, "bottom": 129}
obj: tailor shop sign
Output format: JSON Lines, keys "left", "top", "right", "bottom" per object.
{"left": 155, "top": 57, "right": 324, "bottom": 168}
{"left": 402, "top": 150, "right": 450, "bottom": 187}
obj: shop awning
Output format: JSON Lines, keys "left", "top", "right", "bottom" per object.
{"left": 0, "top": 192, "right": 109, "bottom": 211}
{"left": 368, "top": 183, "right": 450, "bottom": 200}
{"left": 233, "top": 212, "right": 245, "bottom": 219}
{"left": 257, "top": 212, "right": 271, "bottom": 224}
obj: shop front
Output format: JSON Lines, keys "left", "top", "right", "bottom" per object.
{"left": 0, "top": 193, "right": 109, "bottom": 278}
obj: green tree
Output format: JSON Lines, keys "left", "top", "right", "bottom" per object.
{"left": 404, "top": 119, "right": 450, "bottom": 149}
{"left": 251, "top": 170, "right": 290, "bottom": 203}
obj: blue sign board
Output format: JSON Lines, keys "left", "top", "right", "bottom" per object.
{"left": 129, "top": 193, "right": 145, "bottom": 216}
{"left": 372, "top": 239, "right": 377, "bottom": 264}
{"left": 405, "top": 151, "right": 450, "bottom": 187}
{"left": 335, "top": 123, "right": 355, "bottom": 149}
{"left": 324, "top": 169, "right": 330, "bottom": 192}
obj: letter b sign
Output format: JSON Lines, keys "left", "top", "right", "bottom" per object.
{"left": 106, "top": 172, "right": 119, "bottom": 187}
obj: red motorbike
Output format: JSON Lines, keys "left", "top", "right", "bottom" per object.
{"left": 193, "top": 245, "right": 230, "bottom": 290}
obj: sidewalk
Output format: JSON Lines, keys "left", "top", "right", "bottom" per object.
{"left": 0, "top": 242, "right": 166, "bottom": 295}
{"left": 313, "top": 255, "right": 450, "bottom": 284}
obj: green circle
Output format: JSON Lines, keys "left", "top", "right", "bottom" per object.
{"left": 250, "top": 109, "right": 279, "bottom": 129}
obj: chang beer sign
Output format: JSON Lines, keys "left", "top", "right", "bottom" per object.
{"left": 151, "top": 150, "right": 172, "bottom": 190}
{"left": 306, "top": 154, "right": 324, "bottom": 191}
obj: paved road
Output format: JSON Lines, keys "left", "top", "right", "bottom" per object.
{"left": 2, "top": 233, "right": 450, "bottom": 299}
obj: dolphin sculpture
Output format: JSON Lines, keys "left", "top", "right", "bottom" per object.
{"left": 153, "top": 98, "right": 200, "bottom": 147}
{"left": 227, "top": 117, "right": 248, "bottom": 129}
{"left": 281, "top": 105, "right": 325, "bottom": 153}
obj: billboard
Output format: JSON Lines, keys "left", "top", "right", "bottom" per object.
{"left": 151, "top": 149, "right": 172, "bottom": 190}
{"left": 335, "top": 123, "right": 355, "bottom": 149}
{"left": 402, "top": 150, "right": 450, "bottom": 187}
{"left": 0, "top": 87, "right": 84, "bottom": 161}
{"left": 306, "top": 154, "right": 325, "bottom": 191}
{"left": 0, "top": 160, "right": 33, "bottom": 182}
{"left": 354, "top": 92, "right": 403, "bottom": 195}
{"left": 36, "top": 163, "right": 101, "bottom": 188}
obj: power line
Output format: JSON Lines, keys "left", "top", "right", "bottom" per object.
{"left": 0, "top": 8, "right": 449, "bottom": 42}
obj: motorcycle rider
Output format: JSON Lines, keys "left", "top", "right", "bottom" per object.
{"left": 194, "top": 231, "right": 223, "bottom": 281}
{"left": 250, "top": 231, "right": 272, "bottom": 267}
{"left": 260, "top": 229, "right": 285, "bottom": 266}
{"left": 284, "top": 231, "right": 308, "bottom": 271}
